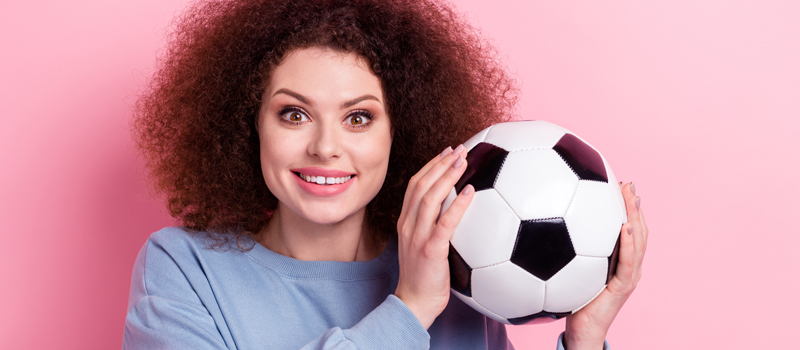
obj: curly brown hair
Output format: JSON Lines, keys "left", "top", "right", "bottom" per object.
{"left": 133, "top": 0, "right": 517, "bottom": 247}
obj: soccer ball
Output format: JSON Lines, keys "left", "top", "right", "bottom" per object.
{"left": 440, "top": 120, "right": 627, "bottom": 325}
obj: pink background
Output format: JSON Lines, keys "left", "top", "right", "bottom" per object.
{"left": 1, "top": 0, "right": 798, "bottom": 348}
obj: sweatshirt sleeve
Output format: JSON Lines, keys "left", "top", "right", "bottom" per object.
{"left": 122, "top": 232, "right": 430, "bottom": 350}
{"left": 123, "top": 238, "right": 232, "bottom": 350}
{"left": 556, "top": 332, "right": 610, "bottom": 350}
{"left": 299, "top": 295, "right": 430, "bottom": 350}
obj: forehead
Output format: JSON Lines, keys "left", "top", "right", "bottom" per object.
{"left": 266, "top": 47, "right": 384, "bottom": 103}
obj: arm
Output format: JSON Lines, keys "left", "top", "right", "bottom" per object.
{"left": 122, "top": 240, "right": 230, "bottom": 350}
{"left": 123, "top": 234, "right": 431, "bottom": 350}
{"left": 300, "top": 295, "right": 429, "bottom": 350}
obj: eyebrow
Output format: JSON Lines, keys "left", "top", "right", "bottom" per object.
{"left": 341, "top": 95, "right": 381, "bottom": 108}
{"left": 273, "top": 89, "right": 311, "bottom": 105}
{"left": 272, "top": 88, "right": 381, "bottom": 109}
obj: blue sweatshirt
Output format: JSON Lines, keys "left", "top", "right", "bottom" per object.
{"left": 123, "top": 227, "right": 606, "bottom": 349}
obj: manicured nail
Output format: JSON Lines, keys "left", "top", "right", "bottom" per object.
{"left": 440, "top": 146, "right": 453, "bottom": 157}
{"left": 453, "top": 144, "right": 465, "bottom": 154}
{"left": 619, "top": 181, "right": 623, "bottom": 186}
{"left": 453, "top": 156, "right": 464, "bottom": 168}
{"left": 462, "top": 184, "right": 474, "bottom": 196}
{"left": 635, "top": 196, "right": 641, "bottom": 210}
{"left": 630, "top": 182, "right": 636, "bottom": 195}
{"left": 627, "top": 226, "right": 633, "bottom": 235}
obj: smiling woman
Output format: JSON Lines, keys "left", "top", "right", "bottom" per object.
{"left": 124, "top": 0, "right": 645, "bottom": 349}
{"left": 257, "top": 48, "right": 393, "bottom": 261}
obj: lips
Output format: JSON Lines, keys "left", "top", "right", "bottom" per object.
{"left": 291, "top": 167, "right": 353, "bottom": 177}
{"left": 291, "top": 167, "right": 356, "bottom": 196}
{"left": 295, "top": 172, "right": 353, "bottom": 185}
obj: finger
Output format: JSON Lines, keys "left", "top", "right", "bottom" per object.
{"left": 404, "top": 146, "right": 467, "bottom": 238}
{"left": 639, "top": 208, "right": 648, "bottom": 244}
{"left": 413, "top": 155, "right": 469, "bottom": 236}
{"left": 430, "top": 184, "right": 475, "bottom": 250}
{"left": 622, "top": 182, "right": 640, "bottom": 225}
{"left": 608, "top": 221, "right": 636, "bottom": 296}
{"left": 623, "top": 183, "right": 646, "bottom": 264}
{"left": 631, "top": 208, "right": 647, "bottom": 271}
{"left": 398, "top": 146, "right": 455, "bottom": 235}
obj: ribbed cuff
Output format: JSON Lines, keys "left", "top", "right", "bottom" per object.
{"left": 557, "top": 332, "right": 610, "bottom": 350}
{"left": 343, "top": 295, "right": 430, "bottom": 350}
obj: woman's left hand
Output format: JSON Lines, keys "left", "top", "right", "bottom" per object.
{"left": 563, "top": 182, "right": 648, "bottom": 350}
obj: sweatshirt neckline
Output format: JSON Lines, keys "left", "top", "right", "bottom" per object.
{"left": 246, "top": 237, "right": 398, "bottom": 280}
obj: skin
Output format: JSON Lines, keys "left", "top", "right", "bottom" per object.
{"left": 256, "top": 47, "right": 392, "bottom": 262}
{"left": 256, "top": 46, "right": 649, "bottom": 349}
{"left": 563, "top": 182, "right": 647, "bottom": 350}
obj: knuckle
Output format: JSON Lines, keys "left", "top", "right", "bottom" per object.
{"left": 422, "top": 241, "right": 441, "bottom": 259}
{"left": 397, "top": 221, "right": 412, "bottom": 236}
{"left": 416, "top": 177, "right": 432, "bottom": 190}
{"left": 622, "top": 259, "right": 635, "bottom": 270}
{"left": 420, "top": 193, "right": 438, "bottom": 208}
{"left": 408, "top": 175, "right": 420, "bottom": 188}
{"left": 438, "top": 215, "right": 457, "bottom": 229}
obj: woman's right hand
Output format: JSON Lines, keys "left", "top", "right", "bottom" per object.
{"left": 394, "top": 145, "right": 475, "bottom": 329}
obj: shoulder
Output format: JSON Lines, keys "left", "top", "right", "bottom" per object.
{"left": 141, "top": 226, "right": 253, "bottom": 261}
{"left": 129, "top": 227, "right": 246, "bottom": 309}
{"left": 146, "top": 226, "right": 208, "bottom": 253}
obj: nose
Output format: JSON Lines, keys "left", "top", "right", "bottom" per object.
{"left": 308, "top": 120, "right": 344, "bottom": 161}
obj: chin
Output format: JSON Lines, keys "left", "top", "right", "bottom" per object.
{"left": 297, "top": 205, "right": 362, "bottom": 226}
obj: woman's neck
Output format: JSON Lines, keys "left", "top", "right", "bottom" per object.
{"left": 257, "top": 205, "right": 384, "bottom": 262}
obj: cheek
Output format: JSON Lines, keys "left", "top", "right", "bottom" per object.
{"left": 258, "top": 128, "right": 294, "bottom": 181}
{"left": 357, "top": 133, "right": 392, "bottom": 179}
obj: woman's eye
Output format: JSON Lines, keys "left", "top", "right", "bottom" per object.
{"left": 281, "top": 109, "right": 309, "bottom": 123}
{"left": 345, "top": 111, "right": 373, "bottom": 127}
{"left": 349, "top": 115, "right": 364, "bottom": 125}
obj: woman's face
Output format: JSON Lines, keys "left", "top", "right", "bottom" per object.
{"left": 258, "top": 47, "right": 392, "bottom": 225}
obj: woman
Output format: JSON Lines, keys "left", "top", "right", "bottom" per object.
{"left": 124, "top": 0, "right": 648, "bottom": 349}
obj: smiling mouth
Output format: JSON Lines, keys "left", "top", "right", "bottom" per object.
{"left": 294, "top": 172, "right": 354, "bottom": 185}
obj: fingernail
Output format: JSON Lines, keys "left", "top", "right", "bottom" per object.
{"left": 462, "top": 184, "right": 474, "bottom": 195}
{"left": 627, "top": 226, "right": 633, "bottom": 235}
{"left": 635, "top": 196, "right": 641, "bottom": 210}
{"left": 630, "top": 182, "right": 636, "bottom": 195}
{"left": 453, "top": 144, "right": 465, "bottom": 154}
{"left": 619, "top": 181, "right": 623, "bottom": 186}
{"left": 440, "top": 146, "right": 453, "bottom": 158}
{"left": 453, "top": 156, "right": 464, "bottom": 168}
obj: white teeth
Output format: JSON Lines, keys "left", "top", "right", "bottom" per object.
{"left": 298, "top": 173, "right": 353, "bottom": 185}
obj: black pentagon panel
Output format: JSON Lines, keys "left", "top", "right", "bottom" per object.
{"left": 454, "top": 142, "right": 509, "bottom": 194}
{"left": 552, "top": 133, "right": 608, "bottom": 182}
{"left": 511, "top": 218, "right": 576, "bottom": 281}
{"left": 606, "top": 235, "right": 621, "bottom": 284}
{"left": 448, "top": 243, "right": 472, "bottom": 297}
{"left": 508, "top": 311, "right": 571, "bottom": 325}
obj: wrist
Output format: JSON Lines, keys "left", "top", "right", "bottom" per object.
{"left": 394, "top": 292, "right": 436, "bottom": 329}
{"left": 564, "top": 311, "right": 612, "bottom": 350}
{"left": 563, "top": 330, "right": 606, "bottom": 350}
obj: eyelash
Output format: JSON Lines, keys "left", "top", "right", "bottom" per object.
{"left": 346, "top": 109, "right": 374, "bottom": 129}
{"left": 277, "top": 106, "right": 309, "bottom": 126}
{"left": 277, "top": 106, "right": 374, "bottom": 129}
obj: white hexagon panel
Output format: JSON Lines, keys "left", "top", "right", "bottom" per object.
{"left": 483, "top": 120, "right": 567, "bottom": 151}
{"left": 543, "top": 256, "right": 608, "bottom": 313}
{"left": 494, "top": 149, "right": 579, "bottom": 220}
{"left": 471, "top": 262, "right": 546, "bottom": 320}
{"left": 564, "top": 181, "right": 624, "bottom": 257}
{"left": 448, "top": 189, "right": 521, "bottom": 268}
